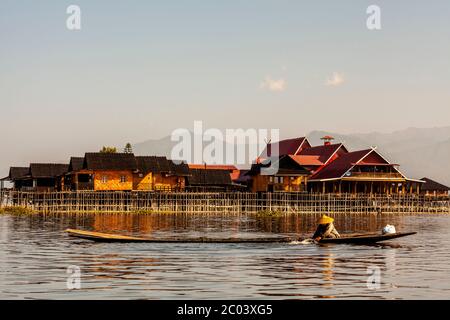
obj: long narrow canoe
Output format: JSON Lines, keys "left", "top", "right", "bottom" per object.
{"left": 65, "top": 229, "right": 299, "bottom": 243}
{"left": 65, "top": 228, "right": 416, "bottom": 244}
{"left": 318, "top": 232, "right": 417, "bottom": 244}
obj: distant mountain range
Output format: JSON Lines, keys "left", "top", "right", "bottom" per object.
{"left": 133, "top": 127, "right": 450, "bottom": 186}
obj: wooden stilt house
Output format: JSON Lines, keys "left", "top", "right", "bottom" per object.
{"left": 307, "top": 147, "right": 423, "bottom": 194}
{"left": 14, "top": 163, "right": 69, "bottom": 192}
{"left": 81, "top": 153, "right": 137, "bottom": 191}
{"left": 1, "top": 167, "right": 31, "bottom": 190}
{"left": 134, "top": 156, "right": 189, "bottom": 191}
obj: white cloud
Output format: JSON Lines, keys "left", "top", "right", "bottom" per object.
{"left": 260, "top": 76, "right": 286, "bottom": 92}
{"left": 325, "top": 72, "right": 345, "bottom": 87}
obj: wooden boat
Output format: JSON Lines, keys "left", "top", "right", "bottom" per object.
{"left": 65, "top": 228, "right": 416, "bottom": 244}
{"left": 65, "top": 229, "right": 299, "bottom": 243}
{"left": 318, "top": 231, "right": 416, "bottom": 244}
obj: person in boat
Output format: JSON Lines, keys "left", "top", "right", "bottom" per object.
{"left": 312, "top": 214, "right": 340, "bottom": 241}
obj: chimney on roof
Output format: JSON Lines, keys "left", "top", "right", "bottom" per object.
{"left": 321, "top": 135, "right": 334, "bottom": 146}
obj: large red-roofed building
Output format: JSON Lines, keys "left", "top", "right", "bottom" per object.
{"left": 252, "top": 135, "right": 424, "bottom": 194}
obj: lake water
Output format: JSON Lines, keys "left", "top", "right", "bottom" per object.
{"left": 0, "top": 212, "right": 449, "bottom": 299}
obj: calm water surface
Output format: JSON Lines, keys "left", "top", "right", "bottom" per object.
{"left": 0, "top": 212, "right": 449, "bottom": 299}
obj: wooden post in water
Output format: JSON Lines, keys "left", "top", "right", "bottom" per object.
{"left": 2, "top": 190, "right": 449, "bottom": 214}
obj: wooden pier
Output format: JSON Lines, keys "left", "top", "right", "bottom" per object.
{"left": 1, "top": 190, "right": 449, "bottom": 214}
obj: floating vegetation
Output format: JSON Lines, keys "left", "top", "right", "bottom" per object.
{"left": 0, "top": 206, "right": 36, "bottom": 215}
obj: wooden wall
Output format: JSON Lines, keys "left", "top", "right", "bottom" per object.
{"left": 133, "top": 173, "right": 186, "bottom": 191}
{"left": 279, "top": 176, "right": 307, "bottom": 192}
{"left": 133, "top": 172, "right": 153, "bottom": 190}
{"left": 251, "top": 175, "right": 269, "bottom": 192}
{"left": 93, "top": 170, "right": 133, "bottom": 191}
{"left": 251, "top": 175, "right": 307, "bottom": 192}
{"left": 153, "top": 174, "right": 184, "bottom": 190}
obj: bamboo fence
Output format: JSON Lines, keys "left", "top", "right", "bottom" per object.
{"left": 1, "top": 190, "right": 449, "bottom": 214}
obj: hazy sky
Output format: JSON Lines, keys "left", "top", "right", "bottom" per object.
{"left": 1, "top": 1, "right": 450, "bottom": 174}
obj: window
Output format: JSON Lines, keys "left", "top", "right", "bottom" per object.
{"left": 280, "top": 177, "right": 284, "bottom": 184}
{"left": 120, "top": 175, "right": 127, "bottom": 183}
{"left": 101, "top": 175, "right": 108, "bottom": 183}
{"left": 78, "top": 174, "right": 91, "bottom": 183}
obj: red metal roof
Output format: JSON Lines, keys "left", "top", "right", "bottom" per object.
{"left": 261, "top": 137, "right": 309, "bottom": 157}
{"left": 310, "top": 149, "right": 374, "bottom": 180}
{"left": 230, "top": 170, "right": 242, "bottom": 181}
{"left": 288, "top": 155, "right": 323, "bottom": 166}
{"left": 299, "top": 143, "right": 347, "bottom": 164}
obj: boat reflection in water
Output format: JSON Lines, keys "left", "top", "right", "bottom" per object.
{"left": 322, "top": 252, "right": 335, "bottom": 286}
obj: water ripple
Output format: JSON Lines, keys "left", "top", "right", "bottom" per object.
{"left": 0, "top": 213, "right": 449, "bottom": 299}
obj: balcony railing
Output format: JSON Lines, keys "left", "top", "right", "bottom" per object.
{"left": 20, "top": 187, "right": 36, "bottom": 192}
{"left": 347, "top": 172, "right": 404, "bottom": 179}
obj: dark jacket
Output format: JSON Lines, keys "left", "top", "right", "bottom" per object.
{"left": 313, "top": 222, "right": 340, "bottom": 239}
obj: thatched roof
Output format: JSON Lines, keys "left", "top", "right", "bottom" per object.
{"left": 169, "top": 160, "right": 190, "bottom": 176}
{"left": 136, "top": 156, "right": 171, "bottom": 174}
{"left": 1, "top": 167, "right": 29, "bottom": 181}
{"left": 135, "top": 156, "right": 190, "bottom": 176}
{"left": 187, "top": 169, "right": 232, "bottom": 186}
{"left": 421, "top": 177, "right": 450, "bottom": 192}
{"left": 29, "top": 163, "right": 69, "bottom": 178}
{"left": 68, "top": 157, "right": 84, "bottom": 172}
{"left": 83, "top": 153, "right": 137, "bottom": 171}
{"left": 9, "top": 167, "right": 29, "bottom": 180}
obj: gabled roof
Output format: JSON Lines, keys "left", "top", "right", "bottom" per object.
{"left": 188, "top": 164, "right": 240, "bottom": 180}
{"left": 187, "top": 169, "right": 232, "bottom": 186}
{"left": 168, "top": 160, "right": 190, "bottom": 176}
{"left": 421, "top": 178, "right": 450, "bottom": 192}
{"left": 234, "top": 169, "right": 251, "bottom": 183}
{"left": 276, "top": 155, "right": 311, "bottom": 175}
{"left": 8, "top": 167, "right": 29, "bottom": 180}
{"left": 136, "top": 156, "right": 171, "bottom": 174}
{"left": 288, "top": 155, "right": 323, "bottom": 166}
{"left": 298, "top": 143, "right": 348, "bottom": 164}
{"left": 247, "top": 155, "right": 310, "bottom": 176}
{"left": 83, "top": 153, "right": 137, "bottom": 171}
{"left": 68, "top": 157, "right": 84, "bottom": 172}
{"left": 188, "top": 164, "right": 238, "bottom": 171}
{"left": 310, "top": 149, "right": 392, "bottom": 181}
{"left": 29, "top": 163, "right": 69, "bottom": 178}
{"left": 260, "top": 137, "right": 310, "bottom": 157}
{"left": 246, "top": 161, "right": 271, "bottom": 176}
